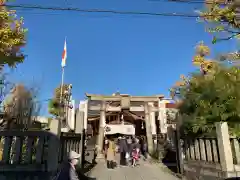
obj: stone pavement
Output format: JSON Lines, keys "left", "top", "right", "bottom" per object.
{"left": 88, "top": 156, "right": 180, "bottom": 180}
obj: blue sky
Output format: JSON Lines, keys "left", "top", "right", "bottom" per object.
{"left": 6, "top": 0, "right": 238, "bottom": 115}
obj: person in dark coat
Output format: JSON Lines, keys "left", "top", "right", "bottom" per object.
{"left": 56, "top": 151, "right": 81, "bottom": 180}
{"left": 141, "top": 137, "right": 148, "bottom": 160}
{"left": 55, "top": 151, "right": 97, "bottom": 180}
{"left": 119, "top": 136, "right": 127, "bottom": 166}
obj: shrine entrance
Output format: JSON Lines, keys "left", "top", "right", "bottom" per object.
{"left": 83, "top": 93, "right": 178, "bottom": 161}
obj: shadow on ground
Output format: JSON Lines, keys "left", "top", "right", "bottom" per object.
{"left": 77, "top": 160, "right": 97, "bottom": 180}
{"left": 82, "top": 160, "right": 97, "bottom": 174}
{"left": 80, "top": 136, "right": 98, "bottom": 175}
{"left": 162, "top": 149, "right": 178, "bottom": 174}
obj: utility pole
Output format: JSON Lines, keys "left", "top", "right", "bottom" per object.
{"left": 60, "top": 84, "right": 73, "bottom": 131}
{"left": 65, "top": 84, "right": 73, "bottom": 130}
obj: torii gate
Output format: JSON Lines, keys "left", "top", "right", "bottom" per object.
{"left": 78, "top": 93, "right": 176, "bottom": 158}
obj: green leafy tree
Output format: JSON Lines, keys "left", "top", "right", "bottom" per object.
{"left": 0, "top": 0, "right": 27, "bottom": 67}
{"left": 171, "top": 43, "right": 240, "bottom": 137}
{"left": 48, "top": 84, "right": 71, "bottom": 117}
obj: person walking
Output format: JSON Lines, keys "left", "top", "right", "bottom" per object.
{"left": 106, "top": 137, "right": 116, "bottom": 169}
{"left": 131, "top": 147, "right": 140, "bottom": 167}
{"left": 119, "top": 136, "right": 127, "bottom": 166}
{"left": 133, "top": 138, "right": 141, "bottom": 163}
{"left": 125, "top": 137, "right": 133, "bottom": 166}
{"left": 56, "top": 150, "right": 96, "bottom": 180}
{"left": 134, "top": 138, "right": 141, "bottom": 150}
{"left": 141, "top": 137, "right": 148, "bottom": 160}
{"left": 56, "top": 151, "right": 81, "bottom": 180}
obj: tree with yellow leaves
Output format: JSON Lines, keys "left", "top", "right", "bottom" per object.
{"left": 171, "top": 42, "right": 216, "bottom": 99}
{"left": 201, "top": 0, "right": 239, "bottom": 42}
{"left": 0, "top": 0, "right": 27, "bottom": 68}
{"left": 192, "top": 41, "right": 217, "bottom": 74}
{"left": 199, "top": 0, "right": 240, "bottom": 61}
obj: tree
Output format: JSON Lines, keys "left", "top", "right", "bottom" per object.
{"left": 48, "top": 84, "right": 72, "bottom": 117}
{"left": 0, "top": 1, "right": 27, "bottom": 68}
{"left": 198, "top": 0, "right": 240, "bottom": 62}
{"left": 170, "top": 42, "right": 217, "bottom": 98}
{"left": 2, "top": 84, "right": 40, "bottom": 130}
{"left": 171, "top": 43, "right": 240, "bottom": 137}
{"left": 200, "top": 0, "right": 239, "bottom": 42}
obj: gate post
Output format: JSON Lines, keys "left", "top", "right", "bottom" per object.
{"left": 144, "top": 102, "right": 154, "bottom": 155}
{"left": 215, "top": 122, "right": 234, "bottom": 177}
{"left": 75, "top": 110, "right": 85, "bottom": 168}
{"left": 48, "top": 118, "right": 61, "bottom": 172}
{"left": 96, "top": 101, "right": 106, "bottom": 159}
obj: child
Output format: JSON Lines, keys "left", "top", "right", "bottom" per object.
{"left": 131, "top": 148, "right": 140, "bottom": 167}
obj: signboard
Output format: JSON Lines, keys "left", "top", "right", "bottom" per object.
{"left": 104, "top": 124, "right": 135, "bottom": 135}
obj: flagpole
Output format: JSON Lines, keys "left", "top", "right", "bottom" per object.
{"left": 60, "top": 36, "right": 67, "bottom": 105}
{"left": 59, "top": 37, "right": 67, "bottom": 122}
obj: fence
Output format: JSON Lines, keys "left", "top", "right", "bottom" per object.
{"left": 183, "top": 138, "right": 220, "bottom": 163}
{"left": 181, "top": 122, "right": 240, "bottom": 179}
{"left": 182, "top": 137, "right": 223, "bottom": 179}
{"left": 0, "top": 111, "right": 86, "bottom": 180}
{"left": 58, "top": 132, "right": 82, "bottom": 163}
{"left": 0, "top": 130, "right": 59, "bottom": 180}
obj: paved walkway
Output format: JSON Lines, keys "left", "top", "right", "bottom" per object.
{"left": 88, "top": 155, "right": 179, "bottom": 180}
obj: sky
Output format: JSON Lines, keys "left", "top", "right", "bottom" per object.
{"left": 6, "top": 0, "right": 239, "bottom": 115}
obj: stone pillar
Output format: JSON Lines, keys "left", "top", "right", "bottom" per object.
{"left": 215, "top": 122, "right": 234, "bottom": 177}
{"left": 158, "top": 100, "right": 167, "bottom": 133}
{"left": 149, "top": 102, "right": 156, "bottom": 135}
{"left": 66, "top": 96, "right": 74, "bottom": 131}
{"left": 79, "top": 100, "right": 88, "bottom": 130}
{"left": 144, "top": 102, "right": 154, "bottom": 155}
{"left": 75, "top": 110, "right": 84, "bottom": 168}
{"left": 157, "top": 99, "right": 167, "bottom": 161}
{"left": 48, "top": 119, "right": 61, "bottom": 172}
{"left": 83, "top": 100, "right": 88, "bottom": 131}
{"left": 96, "top": 101, "right": 106, "bottom": 159}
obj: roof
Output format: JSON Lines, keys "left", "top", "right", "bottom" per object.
{"left": 87, "top": 98, "right": 178, "bottom": 120}
{"left": 85, "top": 93, "right": 164, "bottom": 101}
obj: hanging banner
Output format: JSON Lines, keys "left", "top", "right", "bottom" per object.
{"left": 104, "top": 124, "right": 135, "bottom": 135}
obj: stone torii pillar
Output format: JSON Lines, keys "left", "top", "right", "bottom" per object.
{"left": 144, "top": 102, "right": 154, "bottom": 155}
{"left": 96, "top": 101, "right": 106, "bottom": 159}
{"left": 158, "top": 100, "right": 167, "bottom": 134}
{"left": 148, "top": 102, "right": 156, "bottom": 136}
